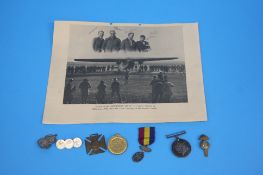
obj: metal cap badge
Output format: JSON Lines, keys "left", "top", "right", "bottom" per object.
{"left": 37, "top": 134, "right": 57, "bottom": 149}
{"left": 199, "top": 134, "right": 210, "bottom": 157}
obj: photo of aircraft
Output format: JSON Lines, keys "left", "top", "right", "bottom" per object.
{"left": 74, "top": 57, "right": 178, "bottom": 72}
{"left": 64, "top": 56, "right": 187, "bottom": 104}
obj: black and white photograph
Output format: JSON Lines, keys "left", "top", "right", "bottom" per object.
{"left": 43, "top": 21, "right": 206, "bottom": 124}
{"left": 63, "top": 25, "right": 188, "bottom": 104}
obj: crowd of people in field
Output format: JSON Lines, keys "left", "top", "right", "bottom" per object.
{"left": 66, "top": 64, "right": 185, "bottom": 75}
{"left": 63, "top": 72, "right": 175, "bottom": 104}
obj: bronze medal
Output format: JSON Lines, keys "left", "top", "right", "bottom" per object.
{"left": 85, "top": 134, "right": 107, "bottom": 155}
{"left": 132, "top": 127, "right": 156, "bottom": 162}
{"left": 171, "top": 138, "right": 191, "bottom": 157}
{"left": 166, "top": 130, "right": 191, "bottom": 158}
{"left": 132, "top": 152, "right": 144, "bottom": 162}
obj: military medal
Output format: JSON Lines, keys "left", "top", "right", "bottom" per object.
{"left": 85, "top": 134, "right": 107, "bottom": 155}
{"left": 138, "top": 127, "right": 155, "bottom": 146}
{"left": 166, "top": 131, "right": 191, "bottom": 158}
{"left": 132, "top": 152, "right": 144, "bottom": 162}
{"left": 199, "top": 134, "right": 210, "bottom": 157}
{"left": 132, "top": 127, "right": 155, "bottom": 162}
{"left": 108, "top": 134, "right": 128, "bottom": 155}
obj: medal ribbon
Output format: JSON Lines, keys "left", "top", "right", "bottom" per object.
{"left": 138, "top": 127, "right": 155, "bottom": 146}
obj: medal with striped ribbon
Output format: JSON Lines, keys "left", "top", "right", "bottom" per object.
{"left": 138, "top": 127, "right": 155, "bottom": 146}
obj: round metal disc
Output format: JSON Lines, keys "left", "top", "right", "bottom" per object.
{"left": 171, "top": 138, "right": 191, "bottom": 157}
{"left": 65, "top": 139, "right": 74, "bottom": 149}
{"left": 73, "top": 138, "right": 82, "bottom": 148}
{"left": 108, "top": 134, "right": 128, "bottom": 155}
{"left": 132, "top": 152, "right": 144, "bottom": 162}
{"left": 56, "top": 139, "right": 65, "bottom": 150}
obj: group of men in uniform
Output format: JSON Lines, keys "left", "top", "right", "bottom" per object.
{"left": 63, "top": 78, "right": 121, "bottom": 104}
{"left": 93, "top": 30, "right": 150, "bottom": 52}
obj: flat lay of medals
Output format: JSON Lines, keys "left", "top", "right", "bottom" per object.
{"left": 37, "top": 128, "right": 210, "bottom": 161}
